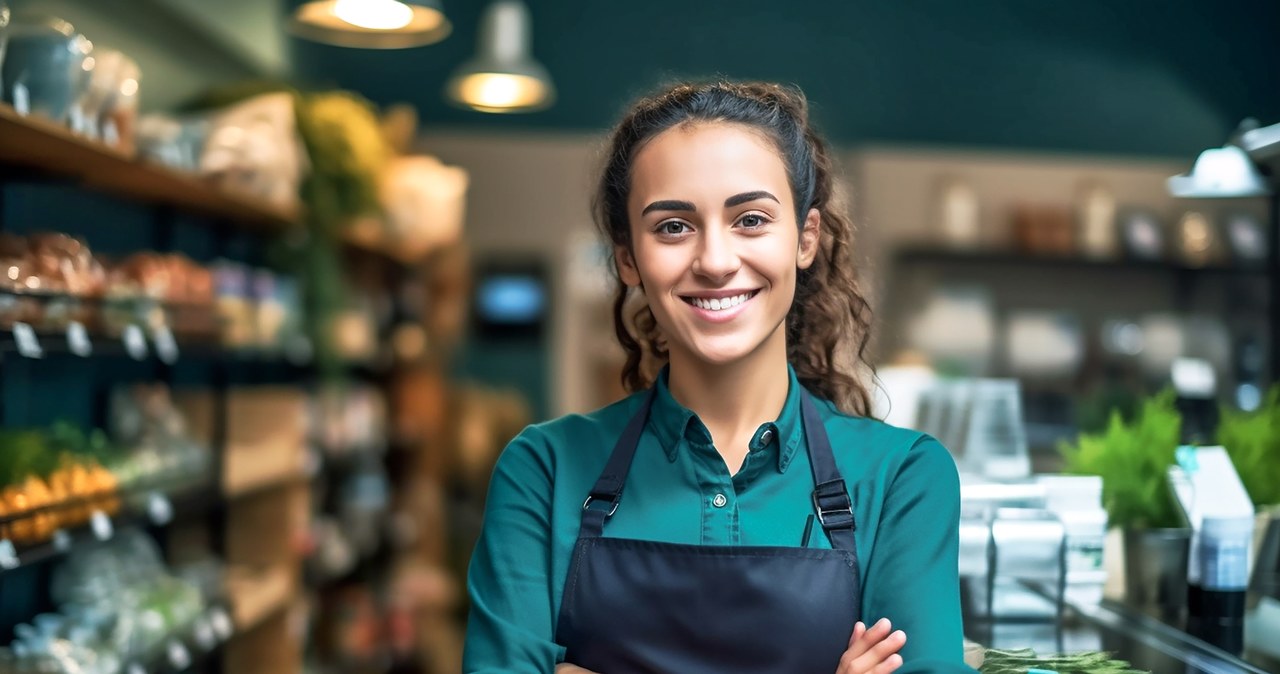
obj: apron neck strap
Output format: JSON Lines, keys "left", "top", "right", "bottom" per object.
{"left": 578, "top": 386, "right": 857, "bottom": 552}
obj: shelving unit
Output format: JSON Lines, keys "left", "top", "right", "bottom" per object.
{"left": 0, "top": 103, "right": 409, "bottom": 266}
{"left": 0, "top": 106, "right": 406, "bottom": 673}
{"left": 0, "top": 104, "right": 295, "bottom": 232}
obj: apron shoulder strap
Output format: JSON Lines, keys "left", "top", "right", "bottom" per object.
{"left": 801, "top": 393, "right": 858, "bottom": 551}
{"left": 579, "top": 387, "right": 658, "bottom": 538}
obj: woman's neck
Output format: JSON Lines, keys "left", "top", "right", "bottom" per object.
{"left": 666, "top": 340, "right": 791, "bottom": 452}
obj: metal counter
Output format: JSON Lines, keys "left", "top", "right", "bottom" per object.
{"left": 964, "top": 587, "right": 1279, "bottom": 673}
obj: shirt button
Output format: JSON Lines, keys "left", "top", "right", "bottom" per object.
{"left": 712, "top": 493, "right": 728, "bottom": 508}
{"left": 760, "top": 429, "right": 775, "bottom": 445}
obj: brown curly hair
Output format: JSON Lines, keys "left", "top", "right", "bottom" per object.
{"left": 593, "top": 81, "right": 875, "bottom": 416}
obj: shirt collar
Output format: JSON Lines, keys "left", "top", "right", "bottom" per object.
{"left": 648, "top": 364, "right": 805, "bottom": 473}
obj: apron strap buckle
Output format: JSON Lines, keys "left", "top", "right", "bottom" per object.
{"left": 583, "top": 495, "right": 621, "bottom": 518}
{"left": 811, "top": 479, "right": 855, "bottom": 531}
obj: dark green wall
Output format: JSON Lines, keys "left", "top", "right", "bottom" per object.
{"left": 292, "top": 0, "right": 1280, "bottom": 158}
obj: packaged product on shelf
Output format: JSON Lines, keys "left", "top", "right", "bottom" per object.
{"left": 0, "top": 232, "right": 42, "bottom": 328}
{"left": 0, "top": 528, "right": 225, "bottom": 672}
{"left": 0, "top": 385, "right": 210, "bottom": 548}
{"left": 198, "top": 92, "right": 306, "bottom": 214}
{"left": 0, "top": 424, "right": 120, "bottom": 545}
{"left": 274, "top": 274, "right": 308, "bottom": 360}
{"left": 212, "top": 260, "right": 254, "bottom": 349}
{"left": 312, "top": 384, "right": 388, "bottom": 456}
{"left": 107, "top": 383, "right": 211, "bottom": 488}
{"left": 82, "top": 48, "right": 140, "bottom": 153}
{"left": 252, "top": 269, "right": 287, "bottom": 351}
{"left": 379, "top": 154, "right": 469, "bottom": 260}
{"left": 0, "top": 233, "right": 104, "bottom": 331}
{"left": 32, "top": 233, "right": 103, "bottom": 331}
{"left": 329, "top": 295, "right": 380, "bottom": 364}
{"left": 0, "top": 15, "right": 92, "bottom": 128}
{"left": 165, "top": 255, "right": 217, "bottom": 340}
{"left": 135, "top": 113, "right": 207, "bottom": 173}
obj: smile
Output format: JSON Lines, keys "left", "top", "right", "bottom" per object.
{"left": 680, "top": 290, "right": 760, "bottom": 312}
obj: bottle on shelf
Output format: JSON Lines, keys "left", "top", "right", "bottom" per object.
{"left": 1168, "top": 358, "right": 1254, "bottom": 655}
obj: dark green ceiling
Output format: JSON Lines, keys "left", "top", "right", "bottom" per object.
{"left": 290, "top": 0, "right": 1280, "bottom": 159}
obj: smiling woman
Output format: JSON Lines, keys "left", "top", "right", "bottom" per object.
{"left": 462, "top": 82, "right": 974, "bottom": 674}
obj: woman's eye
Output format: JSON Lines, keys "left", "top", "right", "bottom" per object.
{"left": 658, "top": 221, "right": 690, "bottom": 236}
{"left": 739, "top": 214, "right": 768, "bottom": 229}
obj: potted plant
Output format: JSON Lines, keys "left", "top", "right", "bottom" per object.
{"left": 1215, "top": 387, "right": 1280, "bottom": 581}
{"left": 1060, "top": 390, "right": 1189, "bottom": 620}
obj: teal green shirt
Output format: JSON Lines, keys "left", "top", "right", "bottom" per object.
{"left": 463, "top": 367, "right": 972, "bottom": 673}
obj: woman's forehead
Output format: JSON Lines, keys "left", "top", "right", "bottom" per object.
{"left": 629, "top": 122, "right": 790, "bottom": 206}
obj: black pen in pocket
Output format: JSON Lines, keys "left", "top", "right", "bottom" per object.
{"left": 800, "top": 514, "right": 815, "bottom": 547}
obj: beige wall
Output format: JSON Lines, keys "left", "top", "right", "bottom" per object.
{"left": 417, "top": 131, "right": 609, "bottom": 416}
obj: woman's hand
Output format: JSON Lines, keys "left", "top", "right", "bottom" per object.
{"left": 835, "top": 618, "right": 907, "bottom": 674}
{"left": 555, "top": 664, "right": 599, "bottom": 673}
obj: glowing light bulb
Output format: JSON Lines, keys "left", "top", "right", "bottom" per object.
{"left": 333, "top": 0, "right": 414, "bottom": 30}
{"left": 458, "top": 73, "right": 547, "bottom": 111}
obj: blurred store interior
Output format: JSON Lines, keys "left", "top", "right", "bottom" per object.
{"left": 1, "top": 1, "right": 1279, "bottom": 672}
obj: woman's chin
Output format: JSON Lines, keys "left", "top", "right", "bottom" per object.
{"left": 678, "top": 337, "right": 761, "bottom": 368}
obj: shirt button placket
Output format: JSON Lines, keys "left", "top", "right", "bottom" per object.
{"left": 712, "top": 493, "right": 728, "bottom": 508}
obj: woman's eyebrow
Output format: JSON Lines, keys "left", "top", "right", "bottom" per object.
{"left": 642, "top": 199, "right": 696, "bottom": 215}
{"left": 724, "top": 191, "right": 780, "bottom": 208}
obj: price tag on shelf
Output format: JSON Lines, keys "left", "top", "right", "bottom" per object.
{"left": 209, "top": 607, "right": 233, "bottom": 642}
{"left": 66, "top": 320, "right": 93, "bottom": 357}
{"left": 13, "top": 322, "right": 43, "bottom": 358}
{"left": 151, "top": 324, "right": 179, "bottom": 364}
{"left": 122, "top": 324, "right": 148, "bottom": 361}
{"left": 90, "top": 510, "right": 114, "bottom": 541}
{"left": 0, "top": 539, "right": 18, "bottom": 569}
{"left": 147, "top": 492, "right": 174, "bottom": 526}
{"left": 166, "top": 640, "right": 191, "bottom": 670}
{"left": 52, "top": 529, "right": 72, "bottom": 552}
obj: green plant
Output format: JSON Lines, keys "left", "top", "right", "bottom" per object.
{"left": 1216, "top": 387, "right": 1280, "bottom": 507}
{"left": 980, "top": 648, "right": 1146, "bottom": 673}
{"left": 1060, "top": 390, "right": 1183, "bottom": 529}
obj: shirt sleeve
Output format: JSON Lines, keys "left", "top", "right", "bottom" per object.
{"left": 861, "top": 435, "right": 976, "bottom": 673}
{"left": 462, "top": 427, "right": 567, "bottom": 673}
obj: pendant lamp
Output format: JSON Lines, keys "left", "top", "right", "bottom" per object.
{"left": 1168, "top": 119, "right": 1277, "bottom": 199}
{"left": 290, "top": 0, "right": 451, "bottom": 49}
{"left": 446, "top": 1, "right": 554, "bottom": 113}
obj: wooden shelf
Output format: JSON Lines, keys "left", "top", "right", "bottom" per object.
{"left": 894, "top": 245, "right": 1267, "bottom": 277}
{"left": 0, "top": 103, "right": 297, "bottom": 232}
{"left": 225, "top": 563, "right": 297, "bottom": 632}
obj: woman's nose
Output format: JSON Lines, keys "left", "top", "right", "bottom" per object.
{"left": 691, "top": 227, "right": 741, "bottom": 281}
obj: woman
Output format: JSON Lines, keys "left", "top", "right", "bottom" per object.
{"left": 463, "top": 81, "right": 971, "bottom": 674}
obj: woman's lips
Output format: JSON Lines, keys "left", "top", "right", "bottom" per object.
{"left": 680, "top": 289, "right": 760, "bottom": 323}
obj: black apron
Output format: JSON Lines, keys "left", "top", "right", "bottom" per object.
{"left": 555, "top": 388, "right": 863, "bottom": 673}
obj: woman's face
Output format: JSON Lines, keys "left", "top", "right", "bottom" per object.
{"left": 617, "top": 122, "right": 820, "bottom": 368}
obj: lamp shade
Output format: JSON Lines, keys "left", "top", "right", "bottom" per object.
{"left": 289, "top": 0, "right": 451, "bottom": 49}
{"left": 1167, "top": 145, "right": 1271, "bottom": 199}
{"left": 446, "top": 1, "right": 554, "bottom": 113}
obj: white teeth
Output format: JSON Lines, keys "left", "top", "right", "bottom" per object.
{"left": 689, "top": 292, "right": 753, "bottom": 311}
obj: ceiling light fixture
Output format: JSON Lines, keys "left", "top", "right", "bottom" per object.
{"left": 290, "top": 0, "right": 451, "bottom": 49}
{"left": 446, "top": 1, "right": 554, "bottom": 113}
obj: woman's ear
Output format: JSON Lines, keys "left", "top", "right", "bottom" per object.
{"left": 798, "top": 208, "right": 821, "bottom": 269}
{"left": 615, "top": 245, "right": 641, "bottom": 287}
